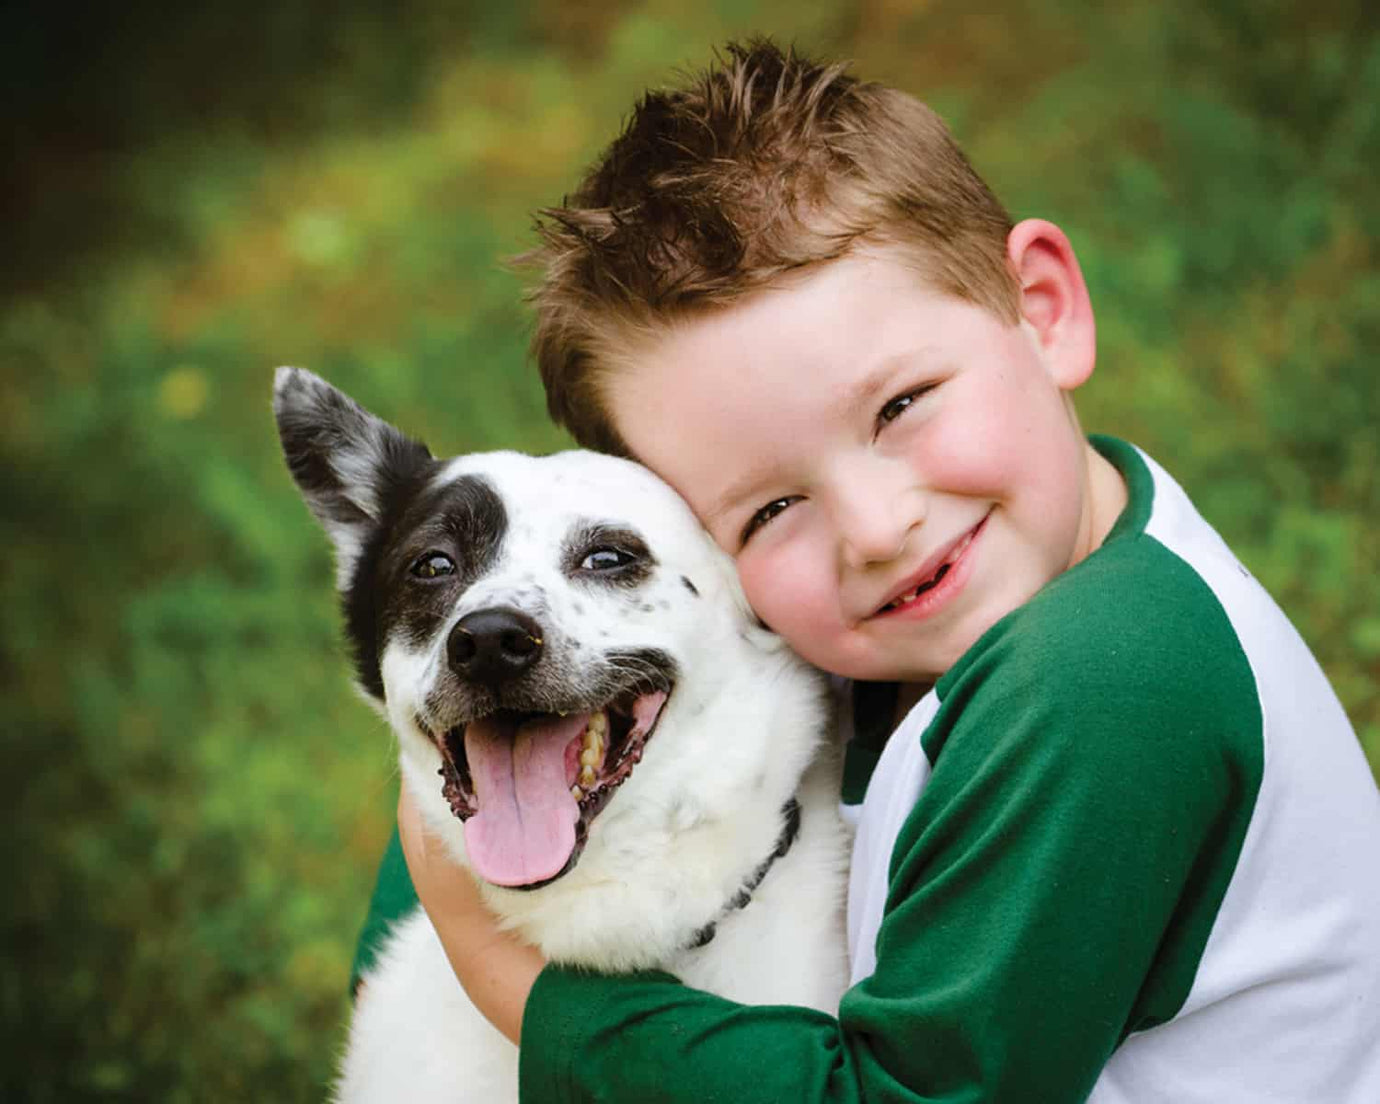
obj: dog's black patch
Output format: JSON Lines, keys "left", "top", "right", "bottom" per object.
{"left": 274, "top": 369, "right": 438, "bottom": 699}
{"left": 338, "top": 467, "right": 466, "bottom": 699}
{"left": 681, "top": 575, "right": 699, "bottom": 597}
{"left": 372, "top": 474, "right": 509, "bottom": 657}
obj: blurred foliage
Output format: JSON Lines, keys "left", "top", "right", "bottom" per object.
{"left": 2, "top": 0, "right": 1376, "bottom": 1098}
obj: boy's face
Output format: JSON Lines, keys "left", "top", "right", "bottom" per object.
{"left": 605, "top": 245, "right": 1109, "bottom": 684}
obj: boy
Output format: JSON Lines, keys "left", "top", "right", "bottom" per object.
{"left": 388, "top": 40, "right": 1380, "bottom": 1101}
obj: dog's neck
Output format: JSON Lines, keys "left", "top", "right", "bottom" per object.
{"left": 685, "top": 797, "right": 802, "bottom": 951}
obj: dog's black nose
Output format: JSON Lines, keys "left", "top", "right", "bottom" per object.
{"left": 448, "top": 608, "right": 545, "bottom": 685}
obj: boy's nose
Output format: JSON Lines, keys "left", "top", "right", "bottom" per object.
{"left": 837, "top": 488, "right": 921, "bottom": 569}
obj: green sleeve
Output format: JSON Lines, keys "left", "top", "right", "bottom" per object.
{"left": 519, "top": 540, "right": 1263, "bottom": 1103}
{"left": 349, "top": 824, "right": 419, "bottom": 997}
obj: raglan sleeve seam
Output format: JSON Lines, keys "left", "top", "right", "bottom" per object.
{"left": 858, "top": 553, "right": 1259, "bottom": 1096}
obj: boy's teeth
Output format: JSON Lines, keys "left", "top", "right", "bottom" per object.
{"left": 888, "top": 560, "right": 954, "bottom": 612}
{"left": 885, "top": 552, "right": 962, "bottom": 611}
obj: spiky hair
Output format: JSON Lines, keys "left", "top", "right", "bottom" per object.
{"left": 524, "top": 38, "right": 1019, "bottom": 454}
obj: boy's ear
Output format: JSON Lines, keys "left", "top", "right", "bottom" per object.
{"left": 1006, "top": 219, "right": 1096, "bottom": 391}
{"left": 273, "top": 366, "right": 434, "bottom": 587}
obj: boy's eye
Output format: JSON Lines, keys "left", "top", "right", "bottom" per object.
{"left": 741, "top": 496, "right": 800, "bottom": 546}
{"left": 876, "top": 385, "right": 935, "bottom": 432}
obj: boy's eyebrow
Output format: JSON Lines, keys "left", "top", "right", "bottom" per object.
{"left": 843, "top": 349, "right": 944, "bottom": 415}
{"left": 703, "top": 470, "right": 772, "bottom": 532}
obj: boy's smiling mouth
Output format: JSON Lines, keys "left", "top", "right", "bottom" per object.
{"left": 874, "top": 511, "right": 991, "bottom": 618}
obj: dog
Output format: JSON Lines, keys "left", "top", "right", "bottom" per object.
{"left": 273, "top": 368, "right": 850, "bottom": 1103}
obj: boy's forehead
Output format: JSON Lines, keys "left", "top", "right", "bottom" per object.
{"left": 602, "top": 250, "right": 957, "bottom": 426}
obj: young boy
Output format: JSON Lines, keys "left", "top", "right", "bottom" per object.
{"left": 388, "top": 40, "right": 1380, "bottom": 1101}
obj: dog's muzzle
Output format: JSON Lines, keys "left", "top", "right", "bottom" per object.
{"left": 429, "top": 609, "right": 677, "bottom": 891}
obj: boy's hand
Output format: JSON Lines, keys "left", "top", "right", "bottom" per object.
{"left": 397, "top": 784, "right": 546, "bottom": 1045}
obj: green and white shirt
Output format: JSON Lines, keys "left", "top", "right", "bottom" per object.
{"left": 521, "top": 438, "right": 1380, "bottom": 1103}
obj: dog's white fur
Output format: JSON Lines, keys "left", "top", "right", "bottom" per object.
{"left": 273, "top": 369, "right": 849, "bottom": 1103}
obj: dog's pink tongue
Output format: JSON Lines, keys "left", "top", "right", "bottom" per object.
{"left": 462, "top": 713, "right": 586, "bottom": 887}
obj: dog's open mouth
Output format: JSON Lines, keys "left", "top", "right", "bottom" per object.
{"left": 436, "top": 689, "right": 670, "bottom": 889}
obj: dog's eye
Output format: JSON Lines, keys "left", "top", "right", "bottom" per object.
{"left": 411, "top": 552, "right": 456, "bottom": 579}
{"left": 580, "top": 547, "right": 636, "bottom": 572}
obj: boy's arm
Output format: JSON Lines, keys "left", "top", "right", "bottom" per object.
{"left": 512, "top": 574, "right": 1261, "bottom": 1103}
{"left": 397, "top": 785, "right": 543, "bottom": 1043}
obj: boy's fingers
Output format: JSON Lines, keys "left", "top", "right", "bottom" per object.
{"left": 398, "top": 782, "right": 448, "bottom": 895}
{"left": 393, "top": 780, "right": 544, "bottom": 1044}
{"left": 397, "top": 781, "right": 489, "bottom": 917}
{"left": 397, "top": 783, "right": 425, "bottom": 869}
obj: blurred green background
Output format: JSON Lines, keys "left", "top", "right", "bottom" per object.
{"left": 3, "top": 0, "right": 1376, "bottom": 1098}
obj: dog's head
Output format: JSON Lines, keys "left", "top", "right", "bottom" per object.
{"left": 274, "top": 368, "right": 807, "bottom": 895}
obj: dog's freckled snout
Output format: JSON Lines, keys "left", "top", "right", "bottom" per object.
{"left": 448, "top": 607, "right": 545, "bottom": 686}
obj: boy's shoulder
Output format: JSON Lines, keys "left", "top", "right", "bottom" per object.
{"left": 935, "top": 439, "right": 1264, "bottom": 765}
{"left": 956, "top": 516, "right": 1249, "bottom": 699}
{"left": 1033, "top": 510, "right": 1244, "bottom": 678}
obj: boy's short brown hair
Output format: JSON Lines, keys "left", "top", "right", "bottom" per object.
{"left": 526, "top": 38, "right": 1020, "bottom": 454}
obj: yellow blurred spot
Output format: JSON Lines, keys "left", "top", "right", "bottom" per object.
{"left": 287, "top": 209, "right": 351, "bottom": 267}
{"left": 159, "top": 367, "right": 208, "bottom": 419}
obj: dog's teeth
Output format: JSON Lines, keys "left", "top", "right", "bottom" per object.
{"left": 581, "top": 713, "right": 606, "bottom": 763}
{"left": 579, "top": 765, "right": 596, "bottom": 788}
{"left": 570, "top": 784, "right": 583, "bottom": 801}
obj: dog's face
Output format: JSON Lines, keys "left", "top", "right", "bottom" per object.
{"left": 275, "top": 368, "right": 780, "bottom": 892}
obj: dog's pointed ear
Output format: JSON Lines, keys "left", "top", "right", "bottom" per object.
{"left": 273, "top": 366, "right": 434, "bottom": 583}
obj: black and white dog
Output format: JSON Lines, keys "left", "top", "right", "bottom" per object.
{"left": 273, "top": 368, "right": 849, "bottom": 1102}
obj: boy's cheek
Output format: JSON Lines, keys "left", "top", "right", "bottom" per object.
{"left": 738, "top": 545, "right": 835, "bottom": 646}
{"left": 737, "top": 549, "right": 800, "bottom": 627}
{"left": 736, "top": 556, "right": 780, "bottom": 623}
{"left": 925, "top": 402, "right": 1041, "bottom": 495}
